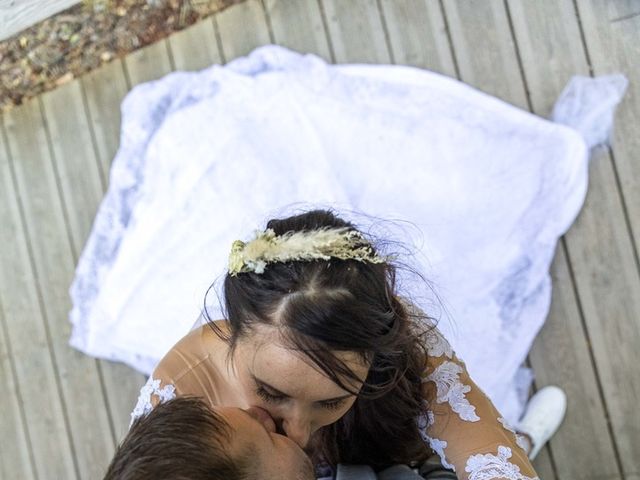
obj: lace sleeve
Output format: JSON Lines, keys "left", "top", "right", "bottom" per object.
{"left": 413, "top": 316, "right": 539, "bottom": 479}
{"left": 129, "top": 374, "right": 177, "bottom": 427}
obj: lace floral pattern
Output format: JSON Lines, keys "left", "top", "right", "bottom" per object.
{"left": 425, "top": 328, "right": 454, "bottom": 359}
{"left": 129, "top": 376, "right": 176, "bottom": 426}
{"left": 465, "top": 446, "right": 539, "bottom": 480}
{"left": 417, "top": 404, "right": 435, "bottom": 431}
{"left": 422, "top": 433, "right": 456, "bottom": 472}
{"left": 417, "top": 401, "right": 455, "bottom": 471}
{"left": 424, "top": 361, "right": 480, "bottom": 422}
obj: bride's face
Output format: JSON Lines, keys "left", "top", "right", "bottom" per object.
{"left": 231, "top": 324, "right": 370, "bottom": 450}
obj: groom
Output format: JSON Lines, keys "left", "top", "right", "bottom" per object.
{"left": 105, "top": 395, "right": 456, "bottom": 480}
{"left": 104, "top": 396, "right": 315, "bottom": 480}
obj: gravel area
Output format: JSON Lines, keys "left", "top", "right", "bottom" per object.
{"left": 0, "top": 0, "right": 242, "bottom": 113}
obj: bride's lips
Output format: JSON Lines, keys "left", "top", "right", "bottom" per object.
{"left": 245, "top": 406, "right": 277, "bottom": 433}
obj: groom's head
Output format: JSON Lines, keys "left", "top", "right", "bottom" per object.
{"left": 104, "top": 396, "right": 314, "bottom": 480}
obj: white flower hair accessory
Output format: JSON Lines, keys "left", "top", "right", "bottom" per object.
{"left": 228, "top": 226, "right": 393, "bottom": 276}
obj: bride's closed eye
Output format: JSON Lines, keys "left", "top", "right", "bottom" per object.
{"left": 317, "top": 398, "right": 346, "bottom": 411}
{"left": 253, "top": 379, "right": 347, "bottom": 411}
{"left": 255, "top": 384, "right": 287, "bottom": 403}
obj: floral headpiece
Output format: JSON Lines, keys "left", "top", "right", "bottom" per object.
{"left": 228, "top": 226, "right": 391, "bottom": 276}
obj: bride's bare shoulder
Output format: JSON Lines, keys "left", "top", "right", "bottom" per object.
{"left": 154, "top": 319, "right": 231, "bottom": 379}
{"left": 186, "top": 319, "right": 231, "bottom": 348}
{"left": 160, "top": 319, "right": 230, "bottom": 358}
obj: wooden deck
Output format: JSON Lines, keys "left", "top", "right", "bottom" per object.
{"left": 1, "top": 0, "right": 639, "bottom": 478}
{"left": 0, "top": 0, "right": 79, "bottom": 41}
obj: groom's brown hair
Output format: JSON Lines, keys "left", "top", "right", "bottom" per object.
{"left": 104, "top": 396, "right": 252, "bottom": 480}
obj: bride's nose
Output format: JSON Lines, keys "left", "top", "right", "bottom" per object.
{"left": 281, "top": 414, "right": 312, "bottom": 448}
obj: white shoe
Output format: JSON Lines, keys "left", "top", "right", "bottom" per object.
{"left": 516, "top": 385, "right": 567, "bottom": 460}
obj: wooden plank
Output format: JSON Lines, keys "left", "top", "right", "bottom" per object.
{"left": 80, "top": 59, "right": 149, "bottom": 442}
{"left": 531, "top": 446, "right": 556, "bottom": 480}
{"left": 168, "top": 19, "right": 223, "bottom": 71}
{"left": 506, "top": 1, "right": 625, "bottom": 477}
{"left": 0, "top": 0, "right": 79, "bottom": 41}
{"left": 560, "top": 136, "right": 640, "bottom": 476}
{"left": 575, "top": 0, "right": 640, "bottom": 255}
{"left": 81, "top": 60, "right": 130, "bottom": 183}
{"left": 506, "top": 0, "right": 589, "bottom": 116}
{"left": 41, "top": 83, "right": 107, "bottom": 262}
{"left": 320, "top": 0, "right": 390, "bottom": 63}
{"left": 529, "top": 244, "right": 620, "bottom": 478}
{"left": 0, "top": 314, "right": 34, "bottom": 479}
{"left": 100, "top": 364, "right": 146, "bottom": 442}
{"left": 0, "top": 125, "right": 36, "bottom": 480}
{"left": 215, "top": 0, "right": 272, "bottom": 61}
{"left": 124, "top": 40, "right": 174, "bottom": 85}
{"left": 378, "top": 0, "right": 456, "bottom": 77}
{"left": 1, "top": 102, "right": 78, "bottom": 480}
{"left": 441, "top": 0, "right": 527, "bottom": 109}
{"left": 263, "top": 0, "right": 332, "bottom": 61}
{"left": 37, "top": 82, "right": 122, "bottom": 479}
{"left": 4, "top": 86, "right": 112, "bottom": 479}
{"left": 572, "top": 5, "right": 640, "bottom": 473}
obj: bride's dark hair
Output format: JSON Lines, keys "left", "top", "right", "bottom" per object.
{"left": 204, "top": 208, "right": 440, "bottom": 471}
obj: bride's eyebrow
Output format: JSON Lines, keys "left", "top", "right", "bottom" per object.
{"left": 251, "top": 374, "right": 353, "bottom": 402}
